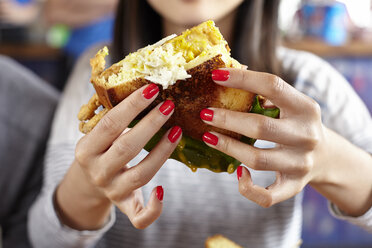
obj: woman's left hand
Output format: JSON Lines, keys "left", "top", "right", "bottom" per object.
{"left": 201, "top": 68, "right": 329, "bottom": 207}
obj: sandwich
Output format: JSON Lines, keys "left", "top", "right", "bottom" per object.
{"left": 78, "top": 20, "right": 279, "bottom": 173}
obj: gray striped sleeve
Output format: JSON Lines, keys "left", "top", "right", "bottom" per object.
{"left": 328, "top": 202, "right": 372, "bottom": 232}
{"left": 28, "top": 143, "right": 116, "bottom": 248}
{"left": 27, "top": 45, "right": 116, "bottom": 247}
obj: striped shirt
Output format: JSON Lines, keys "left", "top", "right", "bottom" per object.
{"left": 28, "top": 46, "right": 372, "bottom": 248}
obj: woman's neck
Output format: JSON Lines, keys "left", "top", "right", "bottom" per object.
{"left": 162, "top": 12, "right": 237, "bottom": 45}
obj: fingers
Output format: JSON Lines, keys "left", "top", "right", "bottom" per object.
{"left": 202, "top": 131, "right": 312, "bottom": 174}
{"left": 212, "top": 68, "right": 308, "bottom": 112}
{"left": 237, "top": 167, "right": 272, "bottom": 207}
{"left": 116, "top": 186, "right": 164, "bottom": 229}
{"left": 99, "top": 101, "right": 177, "bottom": 182}
{"left": 100, "top": 126, "right": 179, "bottom": 229}
{"left": 108, "top": 126, "right": 182, "bottom": 197}
{"left": 79, "top": 83, "right": 159, "bottom": 156}
{"left": 127, "top": 126, "right": 182, "bottom": 188}
{"left": 201, "top": 108, "right": 318, "bottom": 147}
{"left": 237, "top": 166, "right": 303, "bottom": 208}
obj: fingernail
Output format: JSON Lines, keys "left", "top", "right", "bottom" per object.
{"left": 156, "top": 186, "right": 163, "bottom": 201}
{"left": 142, "top": 83, "right": 159, "bottom": 99}
{"left": 202, "top": 132, "right": 218, "bottom": 146}
{"left": 212, "top": 69, "right": 230, "bottom": 81}
{"left": 200, "top": 108, "right": 214, "bottom": 122}
{"left": 237, "top": 165, "right": 242, "bottom": 180}
{"left": 159, "top": 100, "right": 175, "bottom": 116}
{"left": 168, "top": 126, "right": 182, "bottom": 143}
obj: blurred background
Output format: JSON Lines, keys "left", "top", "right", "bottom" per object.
{"left": 280, "top": 1, "right": 372, "bottom": 247}
{"left": 0, "top": 0, "right": 117, "bottom": 90}
{"left": 0, "top": 0, "right": 371, "bottom": 247}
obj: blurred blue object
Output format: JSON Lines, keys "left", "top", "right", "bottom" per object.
{"left": 14, "top": 0, "right": 32, "bottom": 5}
{"left": 300, "top": 1, "right": 348, "bottom": 45}
{"left": 323, "top": 3, "right": 348, "bottom": 45}
{"left": 63, "top": 16, "right": 114, "bottom": 59}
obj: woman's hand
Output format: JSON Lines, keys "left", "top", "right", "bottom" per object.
{"left": 203, "top": 68, "right": 372, "bottom": 216}
{"left": 56, "top": 84, "right": 182, "bottom": 230}
{"left": 201, "top": 68, "right": 328, "bottom": 207}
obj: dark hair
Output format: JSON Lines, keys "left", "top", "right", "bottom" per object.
{"left": 112, "top": 0, "right": 281, "bottom": 76}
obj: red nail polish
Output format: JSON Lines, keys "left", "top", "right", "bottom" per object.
{"left": 142, "top": 83, "right": 159, "bottom": 99}
{"left": 202, "top": 132, "right": 218, "bottom": 146}
{"left": 200, "top": 108, "right": 214, "bottom": 121}
{"left": 156, "top": 186, "right": 163, "bottom": 201}
{"left": 212, "top": 69, "right": 230, "bottom": 81}
{"left": 159, "top": 100, "right": 175, "bottom": 116}
{"left": 168, "top": 126, "right": 182, "bottom": 143}
{"left": 237, "top": 166, "right": 242, "bottom": 180}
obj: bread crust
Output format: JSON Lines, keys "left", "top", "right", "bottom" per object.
{"left": 92, "top": 55, "right": 255, "bottom": 140}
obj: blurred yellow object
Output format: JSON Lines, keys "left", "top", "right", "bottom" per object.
{"left": 205, "top": 235, "right": 243, "bottom": 248}
{"left": 205, "top": 235, "right": 302, "bottom": 248}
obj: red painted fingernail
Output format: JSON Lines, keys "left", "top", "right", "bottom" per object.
{"left": 159, "top": 100, "right": 175, "bottom": 116}
{"left": 200, "top": 108, "right": 214, "bottom": 121}
{"left": 237, "top": 166, "right": 242, "bottom": 180}
{"left": 142, "top": 83, "right": 159, "bottom": 99}
{"left": 156, "top": 186, "right": 163, "bottom": 201}
{"left": 212, "top": 69, "right": 230, "bottom": 81}
{"left": 202, "top": 132, "right": 218, "bottom": 146}
{"left": 168, "top": 126, "right": 182, "bottom": 143}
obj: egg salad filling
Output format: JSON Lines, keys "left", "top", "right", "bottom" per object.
{"left": 110, "top": 35, "right": 192, "bottom": 89}
{"left": 93, "top": 20, "right": 238, "bottom": 90}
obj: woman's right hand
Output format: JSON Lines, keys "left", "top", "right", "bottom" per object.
{"left": 55, "top": 83, "right": 182, "bottom": 230}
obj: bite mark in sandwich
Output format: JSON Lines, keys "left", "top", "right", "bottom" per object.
{"left": 78, "top": 20, "right": 279, "bottom": 173}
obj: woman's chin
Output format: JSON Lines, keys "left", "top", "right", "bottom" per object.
{"left": 148, "top": 0, "right": 243, "bottom": 27}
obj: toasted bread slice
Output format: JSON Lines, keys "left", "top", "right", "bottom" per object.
{"left": 79, "top": 20, "right": 255, "bottom": 141}
{"left": 205, "top": 235, "right": 243, "bottom": 248}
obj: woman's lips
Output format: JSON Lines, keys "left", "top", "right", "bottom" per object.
{"left": 181, "top": 0, "right": 200, "bottom": 3}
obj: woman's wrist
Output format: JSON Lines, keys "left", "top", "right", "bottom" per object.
{"left": 55, "top": 160, "right": 112, "bottom": 230}
{"left": 309, "top": 127, "right": 372, "bottom": 217}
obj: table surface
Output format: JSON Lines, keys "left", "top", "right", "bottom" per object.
{"left": 283, "top": 38, "right": 372, "bottom": 57}
{"left": 0, "top": 43, "right": 61, "bottom": 59}
{"left": 2, "top": 39, "right": 372, "bottom": 59}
